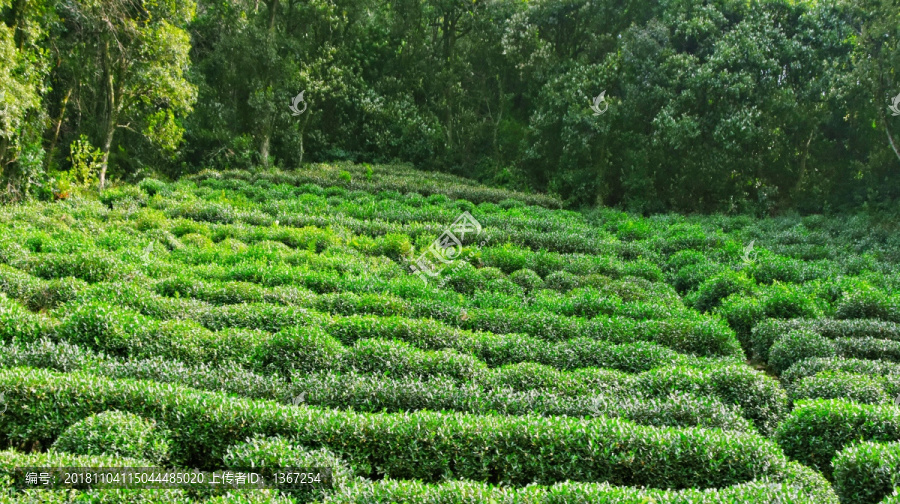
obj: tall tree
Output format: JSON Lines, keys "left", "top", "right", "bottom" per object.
{"left": 56, "top": 0, "right": 196, "bottom": 187}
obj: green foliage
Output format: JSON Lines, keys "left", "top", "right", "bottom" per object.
{"left": 790, "top": 371, "right": 888, "bottom": 405}
{"left": 753, "top": 318, "right": 900, "bottom": 362}
{"left": 250, "top": 326, "right": 344, "bottom": 378}
{"left": 508, "top": 268, "right": 544, "bottom": 292}
{"left": 768, "top": 330, "right": 835, "bottom": 375}
{"left": 833, "top": 440, "right": 900, "bottom": 504}
{"left": 52, "top": 410, "right": 170, "bottom": 465}
{"left": 688, "top": 271, "right": 754, "bottom": 313}
{"left": 2, "top": 166, "right": 900, "bottom": 501}
{"left": 0, "top": 367, "right": 798, "bottom": 489}
{"left": 223, "top": 435, "right": 353, "bottom": 501}
{"left": 317, "top": 463, "right": 838, "bottom": 503}
{"left": 0, "top": 295, "right": 45, "bottom": 343}
{"left": 99, "top": 185, "right": 149, "bottom": 208}
{"left": 775, "top": 399, "right": 900, "bottom": 478}
{"left": 66, "top": 135, "right": 102, "bottom": 187}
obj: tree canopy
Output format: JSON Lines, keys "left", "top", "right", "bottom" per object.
{"left": 1, "top": 0, "right": 899, "bottom": 213}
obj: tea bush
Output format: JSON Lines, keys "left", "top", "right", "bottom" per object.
{"left": 52, "top": 410, "right": 171, "bottom": 465}
{"left": 775, "top": 399, "right": 900, "bottom": 478}
{"left": 0, "top": 368, "right": 794, "bottom": 489}
{"left": 833, "top": 440, "right": 900, "bottom": 504}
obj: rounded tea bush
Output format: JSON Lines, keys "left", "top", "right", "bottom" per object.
{"left": 769, "top": 329, "right": 835, "bottom": 375}
{"left": 509, "top": 268, "right": 543, "bottom": 292}
{"left": 52, "top": 410, "right": 170, "bottom": 464}
{"left": 791, "top": 371, "right": 888, "bottom": 405}
{"left": 250, "top": 325, "right": 345, "bottom": 377}
{"left": 223, "top": 435, "right": 354, "bottom": 501}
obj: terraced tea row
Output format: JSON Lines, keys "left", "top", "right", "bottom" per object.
{"left": 3, "top": 164, "right": 900, "bottom": 503}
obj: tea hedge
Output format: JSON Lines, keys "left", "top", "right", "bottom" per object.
{"left": 5, "top": 165, "right": 900, "bottom": 501}
{"left": 223, "top": 435, "right": 355, "bottom": 502}
{"left": 768, "top": 329, "right": 835, "bottom": 374}
{"left": 52, "top": 410, "right": 171, "bottom": 465}
{"left": 752, "top": 318, "right": 900, "bottom": 362}
{"left": 789, "top": 371, "right": 888, "bottom": 405}
{"left": 0, "top": 367, "right": 793, "bottom": 489}
{"left": 775, "top": 399, "right": 900, "bottom": 478}
{"left": 0, "top": 339, "right": 769, "bottom": 432}
{"left": 320, "top": 460, "right": 837, "bottom": 503}
{"left": 833, "top": 440, "right": 900, "bottom": 504}
{"left": 781, "top": 357, "right": 900, "bottom": 397}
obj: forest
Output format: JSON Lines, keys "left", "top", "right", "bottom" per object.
{"left": 1, "top": 0, "right": 899, "bottom": 213}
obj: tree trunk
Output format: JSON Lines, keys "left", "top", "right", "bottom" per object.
{"left": 793, "top": 128, "right": 815, "bottom": 194}
{"left": 884, "top": 120, "right": 900, "bottom": 165}
{"left": 298, "top": 132, "right": 304, "bottom": 166}
{"left": 99, "top": 39, "right": 118, "bottom": 190}
{"left": 298, "top": 110, "right": 308, "bottom": 166}
{"left": 45, "top": 88, "right": 73, "bottom": 171}
{"left": 100, "top": 116, "right": 116, "bottom": 189}
{"left": 260, "top": 134, "right": 270, "bottom": 168}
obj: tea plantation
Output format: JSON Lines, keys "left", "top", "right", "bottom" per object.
{"left": 3, "top": 162, "right": 900, "bottom": 503}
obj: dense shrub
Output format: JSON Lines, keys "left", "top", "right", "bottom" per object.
{"left": 756, "top": 282, "right": 825, "bottom": 320}
{"left": 138, "top": 178, "right": 171, "bottom": 197}
{"left": 834, "top": 337, "right": 900, "bottom": 363}
{"left": 775, "top": 399, "right": 900, "bottom": 478}
{"left": 52, "top": 410, "right": 170, "bottom": 464}
{"left": 223, "top": 435, "right": 354, "bottom": 501}
{"left": 768, "top": 329, "right": 835, "bottom": 374}
{"left": 198, "top": 303, "right": 316, "bottom": 332}
{"left": 687, "top": 271, "right": 753, "bottom": 313}
{"left": 99, "top": 186, "right": 148, "bottom": 208}
{"left": 833, "top": 440, "right": 900, "bottom": 504}
{"left": 249, "top": 326, "right": 345, "bottom": 378}
{"left": 508, "top": 268, "right": 543, "bottom": 292}
{"left": 630, "top": 364, "right": 787, "bottom": 435}
{"left": 0, "top": 340, "right": 753, "bottom": 433}
{"left": 790, "top": 371, "right": 888, "bottom": 405}
{"left": 752, "top": 256, "right": 828, "bottom": 284}
{"left": 340, "top": 338, "right": 488, "bottom": 382}
{"left": 293, "top": 371, "right": 755, "bottom": 432}
{"left": 0, "top": 265, "right": 87, "bottom": 310}
{"left": 716, "top": 294, "right": 764, "bottom": 353}
{"left": 0, "top": 296, "right": 46, "bottom": 344}
{"left": 752, "top": 318, "right": 900, "bottom": 362}
{"left": 781, "top": 357, "right": 900, "bottom": 397}
{"left": 836, "top": 285, "right": 900, "bottom": 322}
{"left": 543, "top": 270, "right": 581, "bottom": 292}
{"left": 317, "top": 315, "right": 718, "bottom": 373}
{"left": 53, "top": 302, "right": 155, "bottom": 356}
{"left": 1, "top": 367, "right": 795, "bottom": 489}
{"left": 457, "top": 310, "right": 742, "bottom": 358}
{"left": 319, "top": 462, "right": 837, "bottom": 503}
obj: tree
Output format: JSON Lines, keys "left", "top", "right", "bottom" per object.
{"left": 0, "top": 0, "right": 50, "bottom": 199}
{"left": 55, "top": 0, "right": 196, "bottom": 187}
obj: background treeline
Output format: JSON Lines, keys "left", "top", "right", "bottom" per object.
{"left": 1, "top": 0, "right": 899, "bottom": 213}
